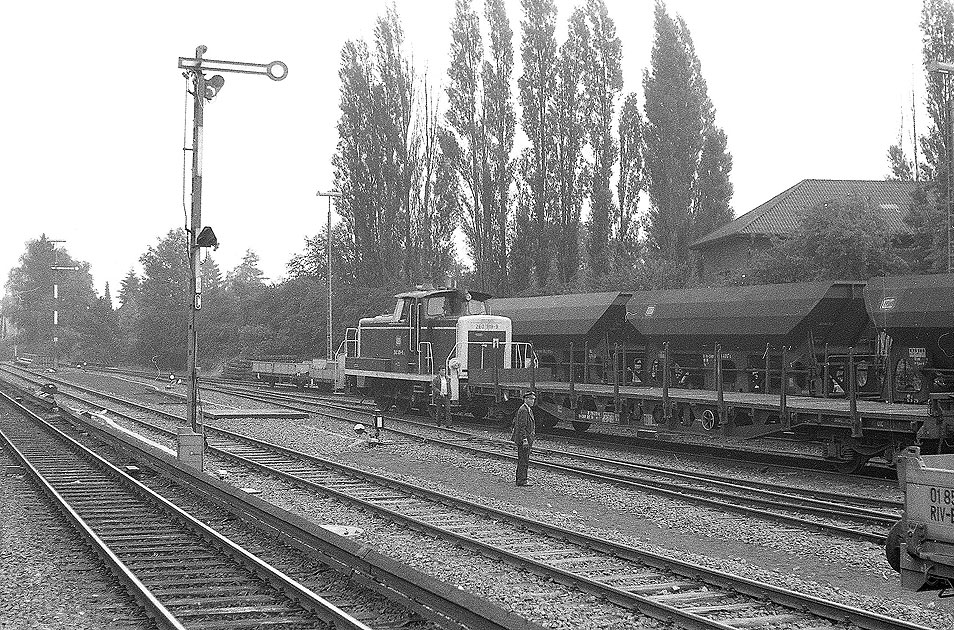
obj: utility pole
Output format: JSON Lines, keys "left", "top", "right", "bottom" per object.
{"left": 317, "top": 190, "right": 341, "bottom": 361}
{"left": 49, "top": 240, "right": 78, "bottom": 370}
{"left": 178, "top": 46, "right": 286, "bottom": 438}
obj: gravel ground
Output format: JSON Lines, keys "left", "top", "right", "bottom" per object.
{"left": 201, "top": 451, "right": 653, "bottom": 630}
{"left": 206, "top": 412, "right": 954, "bottom": 630}
{"left": 0, "top": 449, "right": 154, "bottom": 630}
{"left": 18, "top": 368, "right": 954, "bottom": 629}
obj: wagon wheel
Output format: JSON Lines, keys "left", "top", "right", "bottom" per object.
{"left": 885, "top": 519, "right": 904, "bottom": 573}
{"left": 571, "top": 420, "right": 592, "bottom": 433}
{"left": 700, "top": 407, "right": 719, "bottom": 431}
{"left": 834, "top": 452, "right": 868, "bottom": 474}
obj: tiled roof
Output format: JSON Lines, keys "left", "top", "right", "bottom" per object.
{"left": 690, "top": 179, "right": 918, "bottom": 250}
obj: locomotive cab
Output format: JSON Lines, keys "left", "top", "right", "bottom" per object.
{"left": 354, "top": 287, "right": 512, "bottom": 377}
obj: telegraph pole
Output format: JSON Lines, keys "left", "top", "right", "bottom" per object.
{"left": 317, "top": 190, "right": 341, "bottom": 361}
{"left": 49, "top": 240, "right": 78, "bottom": 370}
{"left": 178, "top": 46, "right": 287, "bottom": 436}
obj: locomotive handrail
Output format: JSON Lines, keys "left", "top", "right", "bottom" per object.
{"left": 418, "top": 342, "right": 434, "bottom": 375}
{"left": 335, "top": 328, "right": 359, "bottom": 359}
{"left": 513, "top": 342, "right": 538, "bottom": 369}
{"left": 445, "top": 340, "right": 514, "bottom": 373}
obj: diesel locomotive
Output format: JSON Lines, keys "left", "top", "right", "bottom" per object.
{"left": 343, "top": 287, "right": 517, "bottom": 417}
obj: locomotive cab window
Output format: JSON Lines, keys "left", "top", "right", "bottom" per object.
{"left": 426, "top": 296, "right": 448, "bottom": 317}
{"left": 466, "top": 298, "right": 487, "bottom": 315}
{"left": 393, "top": 300, "right": 409, "bottom": 322}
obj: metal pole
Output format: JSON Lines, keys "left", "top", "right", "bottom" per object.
{"left": 177, "top": 45, "right": 286, "bottom": 446}
{"left": 569, "top": 342, "right": 575, "bottom": 406}
{"left": 317, "top": 191, "right": 341, "bottom": 361}
{"left": 584, "top": 340, "right": 590, "bottom": 383}
{"left": 49, "top": 240, "right": 75, "bottom": 371}
{"left": 187, "top": 46, "right": 206, "bottom": 433}
{"left": 613, "top": 343, "right": 620, "bottom": 414}
{"left": 779, "top": 347, "right": 788, "bottom": 426}
{"left": 327, "top": 195, "right": 332, "bottom": 360}
{"left": 52, "top": 245, "right": 59, "bottom": 370}
{"left": 529, "top": 342, "right": 536, "bottom": 390}
{"left": 662, "top": 341, "right": 671, "bottom": 421}
{"left": 716, "top": 343, "right": 725, "bottom": 426}
{"left": 849, "top": 347, "right": 861, "bottom": 437}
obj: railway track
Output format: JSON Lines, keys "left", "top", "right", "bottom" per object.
{"left": 6, "top": 365, "right": 900, "bottom": 543}
{"left": 0, "top": 366, "right": 931, "bottom": 630}
{"left": 195, "top": 378, "right": 901, "bottom": 543}
{"left": 82, "top": 363, "right": 894, "bottom": 477}
{"left": 0, "top": 389, "right": 374, "bottom": 630}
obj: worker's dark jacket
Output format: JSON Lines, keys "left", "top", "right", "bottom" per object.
{"left": 431, "top": 374, "right": 450, "bottom": 399}
{"left": 511, "top": 404, "right": 536, "bottom": 447}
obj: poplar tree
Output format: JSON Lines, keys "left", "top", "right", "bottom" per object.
{"left": 517, "top": 0, "right": 558, "bottom": 284}
{"left": 444, "top": 0, "right": 514, "bottom": 293}
{"left": 642, "top": 1, "right": 732, "bottom": 266}
{"left": 483, "top": 0, "right": 516, "bottom": 292}
{"left": 332, "top": 5, "right": 419, "bottom": 287}
{"left": 549, "top": 8, "right": 587, "bottom": 285}
{"left": 333, "top": 39, "right": 382, "bottom": 285}
{"left": 579, "top": 0, "right": 622, "bottom": 280}
{"left": 509, "top": 154, "right": 536, "bottom": 293}
{"left": 374, "top": 6, "right": 417, "bottom": 282}
{"left": 616, "top": 92, "right": 644, "bottom": 268}
{"left": 416, "top": 84, "right": 459, "bottom": 284}
{"left": 445, "top": 0, "right": 490, "bottom": 289}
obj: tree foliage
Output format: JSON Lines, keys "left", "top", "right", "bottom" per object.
{"left": 905, "top": 0, "right": 954, "bottom": 270}
{"left": 748, "top": 195, "right": 908, "bottom": 284}
{"left": 549, "top": 7, "right": 587, "bottom": 286}
{"left": 517, "top": 0, "right": 559, "bottom": 286}
{"left": 3, "top": 235, "right": 110, "bottom": 362}
{"left": 616, "top": 92, "right": 644, "bottom": 268}
{"left": 642, "top": 1, "right": 732, "bottom": 269}
{"left": 580, "top": 0, "right": 622, "bottom": 279}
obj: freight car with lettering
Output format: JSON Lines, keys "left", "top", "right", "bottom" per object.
{"left": 473, "top": 277, "right": 954, "bottom": 472}
{"left": 887, "top": 446, "right": 954, "bottom": 594}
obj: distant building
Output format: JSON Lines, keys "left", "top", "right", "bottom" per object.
{"left": 690, "top": 179, "right": 918, "bottom": 281}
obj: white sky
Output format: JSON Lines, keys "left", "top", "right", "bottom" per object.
{"left": 1, "top": 0, "right": 926, "bottom": 298}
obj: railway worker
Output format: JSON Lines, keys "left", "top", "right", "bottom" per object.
{"left": 511, "top": 391, "right": 537, "bottom": 487}
{"left": 431, "top": 367, "right": 452, "bottom": 427}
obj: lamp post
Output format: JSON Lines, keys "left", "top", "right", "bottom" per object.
{"left": 928, "top": 60, "right": 954, "bottom": 272}
{"left": 317, "top": 190, "right": 342, "bottom": 362}
{"left": 178, "top": 46, "right": 286, "bottom": 436}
